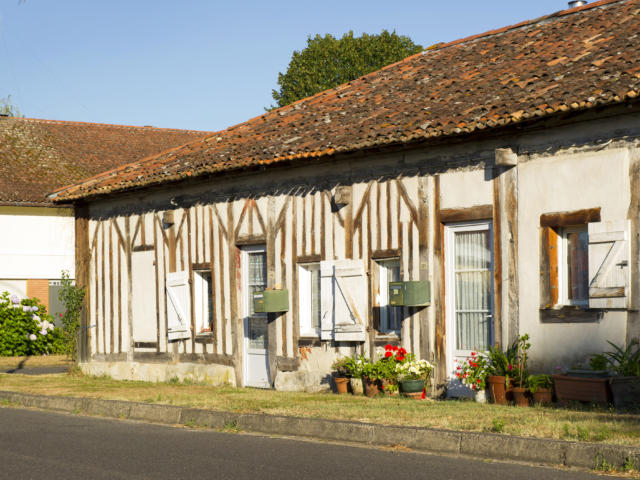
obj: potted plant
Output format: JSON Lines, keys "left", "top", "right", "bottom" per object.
{"left": 485, "top": 340, "right": 519, "bottom": 405}
{"left": 331, "top": 357, "right": 350, "bottom": 394}
{"left": 511, "top": 334, "right": 531, "bottom": 407}
{"left": 362, "top": 362, "right": 383, "bottom": 397}
{"left": 345, "top": 355, "right": 366, "bottom": 395}
{"left": 552, "top": 354, "right": 612, "bottom": 406}
{"left": 594, "top": 339, "right": 640, "bottom": 408}
{"left": 528, "top": 374, "right": 553, "bottom": 405}
{"left": 377, "top": 345, "right": 403, "bottom": 395}
{"left": 396, "top": 357, "right": 434, "bottom": 399}
{"left": 456, "top": 351, "right": 492, "bottom": 402}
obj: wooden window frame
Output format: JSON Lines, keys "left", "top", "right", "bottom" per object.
{"left": 298, "top": 262, "right": 321, "bottom": 337}
{"left": 193, "top": 269, "right": 213, "bottom": 336}
{"left": 376, "top": 258, "right": 402, "bottom": 335}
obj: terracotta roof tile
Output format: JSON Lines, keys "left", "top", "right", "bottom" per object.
{"left": 53, "top": 0, "right": 640, "bottom": 202}
{"left": 0, "top": 118, "right": 210, "bottom": 206}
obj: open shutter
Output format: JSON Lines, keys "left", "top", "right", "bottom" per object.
{"left": 166, "top": 271, "right": 192, "bottom": 340}
{"left": 588, "top": 220, "right": 629, "bottom": 309}
{"left": 320, "top": 259, "right": 367, "bottom": 342}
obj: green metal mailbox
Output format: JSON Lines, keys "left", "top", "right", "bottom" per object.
{"left": 389, "top": 281, "right": 430, "bottom": 307}
{"left": 253, "top": 289, "right": 289, "bottom": 313}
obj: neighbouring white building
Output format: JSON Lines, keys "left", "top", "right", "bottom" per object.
{"left": 0, "top": 117, "right": 209, "bottom": 319}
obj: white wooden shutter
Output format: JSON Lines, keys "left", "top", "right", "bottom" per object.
{"left": 588, "top": 220, "right": 629, "bottom": 309}
{"left": 320, "top": 259, "right": 367, "bottom": 342}
{"left": 166, "top": 271, "right": 192, "bottom": 340}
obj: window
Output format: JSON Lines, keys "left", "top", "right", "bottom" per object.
{"left": 298, "top": 263, "right": 321, "bottom": 336}
{"left": 377, "top": 259, "right": 401, "bottom": 334}
{"left": 193, "top": 270, "right": 213, "bottom": 335}
{"left": 558, "top": 226, "right": 589, "bottom": 306}
{"left": 244, "top": 247, "right": 267, "bottom": 318}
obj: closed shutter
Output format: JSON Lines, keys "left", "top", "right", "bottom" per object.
{"left": 166, "top": 271, "right": 192, "bottom": 340}
{"left": 320, "top": 259, "right": 367, "bottom": 342}
{"left": 588, "top": 220, "right": 629, "bottom": 309}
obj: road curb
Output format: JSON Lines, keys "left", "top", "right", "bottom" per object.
{"left": 1, "top": 390, "right": 638, "bottom": 471}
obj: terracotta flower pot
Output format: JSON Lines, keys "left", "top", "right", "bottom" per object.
{"left": 364, "top": 377, "right": 380, "bottom": 397}
{"left": 512, "top": 387, "right": 530, "bottom": 407}
{"left": 553, "top": 374, "right": 612, "bottom": 405}
{"left": 532, "top": 387, "right": 553, "bottom": 406}
{"left": 487, "top": 375, "right": 507, "bottom": 405}
{"left": 333, "top": 376, "right": 349, "bottom": 394}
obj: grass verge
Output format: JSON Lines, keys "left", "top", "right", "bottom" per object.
{"left": 1, "top": 371, "right": 640, "bottom": 448}
{"left": 0, "top": 355, "right": 71, "bottom": 370}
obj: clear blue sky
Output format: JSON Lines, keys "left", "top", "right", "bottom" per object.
{"left": 1, "top": 0, "right": 573, "bottom": 132}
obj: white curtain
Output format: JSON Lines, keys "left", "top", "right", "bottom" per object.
{"left": 454, "top": 230, "right": 491, "bottom": 351}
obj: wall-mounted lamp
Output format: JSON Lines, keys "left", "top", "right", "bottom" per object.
{"left": 162, "top": 211, "right": 175, "bottom": 229}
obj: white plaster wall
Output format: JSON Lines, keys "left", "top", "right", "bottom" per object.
{"left": 439, "top": 168, "right": 492, "bottom": 209}
{"left": 81, "top": 361, "right": 236, "bottom": 386}
{"left": 0, "top": 207, "right": 75, "bottom": 279}
{"left": 0, "top": 279, "right": 27, "bottom": 298}
{"left": 518, "top": 147, "right": 629, "bottom": 371}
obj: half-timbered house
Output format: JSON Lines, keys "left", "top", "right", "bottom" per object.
{"left": 51, "top": 0, "right": 640, "bottom": 391}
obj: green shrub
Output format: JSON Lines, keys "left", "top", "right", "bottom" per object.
{"left": 58, "top": 270, "right": 86, "bottom": 362}
{"left": 0, "top": 291, "right": 66, "bottom": 356}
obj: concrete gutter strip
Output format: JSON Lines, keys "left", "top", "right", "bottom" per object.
{"left": 1, "top": 390, "right": 639, "bottom": 471}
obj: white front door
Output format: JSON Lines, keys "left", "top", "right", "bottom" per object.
{"left": 445, "top": 221, "right": 494, "bottom": 390}
{"left": 242, "top": 246, "right": 270, "bottom": 388}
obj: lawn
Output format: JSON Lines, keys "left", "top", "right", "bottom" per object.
{"left": 1, "top": 366, "right": 640, "bottom": 448}
{"left": 0, "top": 355, "right": 71, "bottom": 370}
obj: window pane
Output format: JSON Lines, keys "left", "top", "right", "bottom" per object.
{"left": 379, "top": 260, "right": 401, "bottom": 332}
{"left": 567, "top": 230, "right": 589, "bottom": 301}
{"left": 202, "top": 271, "right": 213, "bottom": 331}
{"left": 310, "top": 267, "right": 321, "bottom": 330}
{"left": 248, "top": 251, "right": 266, "bottom": 316}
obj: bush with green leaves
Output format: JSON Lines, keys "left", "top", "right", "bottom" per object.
{"left": 58, "top": 270, "right": 86, "bottom": 362}
{"left": 0, "top": 292, "right": 65, "bottom": 356}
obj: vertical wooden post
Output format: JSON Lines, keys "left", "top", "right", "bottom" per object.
{"left": 75, "top": 203, "right": 90, "bottom": 362}
{"left": 432, "top": 175, "right": 447, "bottom": 387}
{"left": 266, "top": 197, "right": 278, "bottom": 385}
{"left": 344, "top": 186, "right": 353, "bottom": 259}
{"left": 627, "top": 147, "right": 640, "bottom": 343}
{"left": 417, "top": 177, "right": 431, "bottom": 361}
{"left": 492, "top": 174, "right": 503, "bottom": 349}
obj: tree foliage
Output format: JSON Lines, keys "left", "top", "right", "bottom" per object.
{"left": 271, "top": 30, "right": 422, "bottom": 108}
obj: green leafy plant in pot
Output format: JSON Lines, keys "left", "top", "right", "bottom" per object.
{"left": 345, "top": 355, "right": 367, "bottom": 395}
{"left": 592, "top": 339, "right": 640, "bottom": 408}
{"left": 486, "top": 340, "right": 519, "bottom": 405}
{"left": 510, "top": 334, "right": 531, "bottom": 407}
{"left": 331, "top": 357, "right": 351, "bottom": 394}
{"left": 528, "top": 374, "right": 553, "bottom": 405}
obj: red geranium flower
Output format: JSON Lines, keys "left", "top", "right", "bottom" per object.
{"left": 385, "top": 344, "right": 393, "bottom": 351}
{"left": 396, "top": 355, "right": 405, "bottom": 362}
{"left": 385, "top": 351, "right": 393, "bottom": 358}
{"left": 399, "top": 348, "right": 407, "bottom": 355}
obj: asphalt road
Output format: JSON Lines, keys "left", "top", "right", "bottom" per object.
{"left": 0, "top": 407, "right": 606, "bottom": 480}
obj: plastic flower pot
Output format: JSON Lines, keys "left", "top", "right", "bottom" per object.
{"left": 609, "top": 376, "right": 640, "bottom": 409}
{"left": 364, "top": 377, "right": 380, "bottom": 397}
{"left": 474, "top": 389, "right": 487, "bottom": 403}
{"left": 399, "top": 379, "right": 425, "bottom": 394}
{"left": 333, "top": 376, "right": 349, "bottom": 394}
{"left": 487, "top": 375, "right": 507, "bottom": 405}
{"left": 512, "top": 387, "right": 530, "bottom": 407}
{"left": 349, "top": 377, "right": 364, "bottom": 395}
{"left": 532, "top": 388, "right": 553, "bottom": 406}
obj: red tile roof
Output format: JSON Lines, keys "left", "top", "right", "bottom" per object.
{"left": 53, "top": 0, "right": 640, "bottom": 203}
{"left": 0, "top": 117, "right": 210, "bottom": 206}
